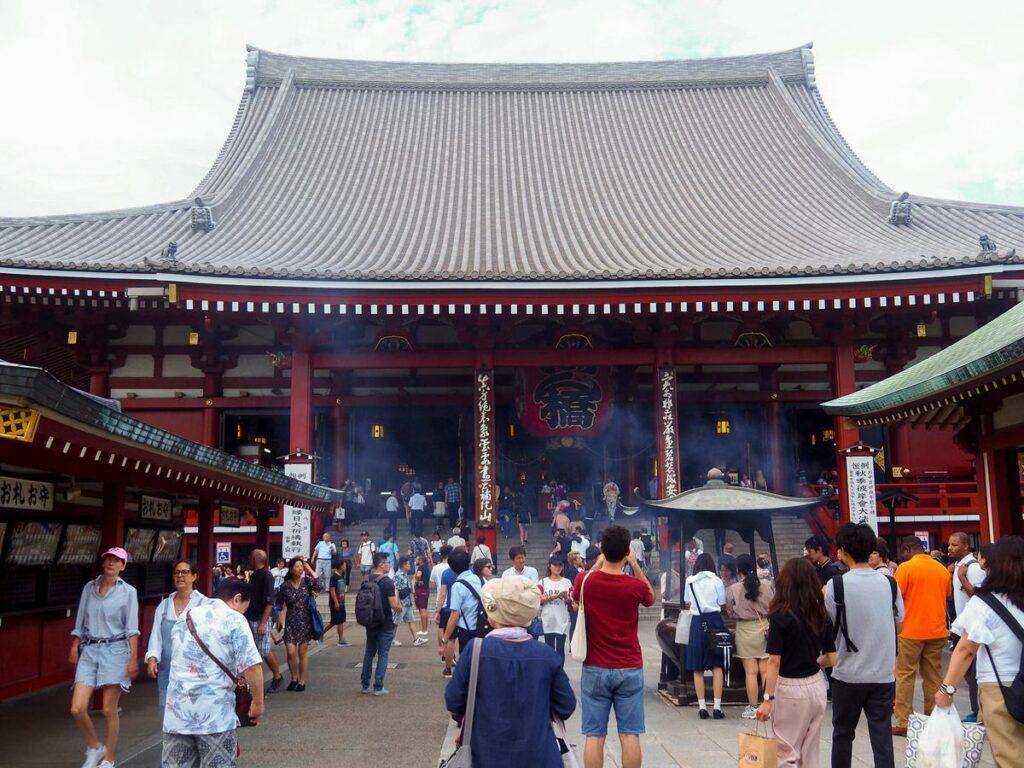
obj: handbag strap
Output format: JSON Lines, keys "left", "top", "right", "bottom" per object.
{"left": 689, "top": 581, "right": 704, "bottom": 615}
{"left": 185, "top": 611, "right": 242, "bottom": 685}
{"left": 577, "top": 569, "right": 593, "bottom": 611}
{"left": 460, "top": 637, "right": 485, "bottom": 745}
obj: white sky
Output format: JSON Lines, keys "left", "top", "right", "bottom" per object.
{"left": 1, "top": 0, "right": 1022, "bottom": 217}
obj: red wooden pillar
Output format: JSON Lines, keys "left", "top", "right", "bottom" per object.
{"left": 653, "top": 362, "right": 681, "bottom": 498}
{"left": 196, "top": 499, "right": 215, "bottom": 595}
{"left": 256, "top": 507, "right": 271, "bottom": 554}
{"left": 767, "top": 397, "right": 785, "bottom": 494}
{"left": 832, "top": 345, "right": 860, "bottom": 526}
{"left": 889, "top": 424, "right": 913, "bottom": 479}
{"left": 331, "top": 402, "right": 349, "bottom": 487}
{"left": 100, "top": 482, "right": 126, "bottom": 550}
{"left": 289, "top": 348, "right": 313, "bottom": 456}
{"left": 201, "top": 370, "right": 222, "bottom": 448}
{"left": 89, "top": 366, "right": 111, "bottom": 398}
{"left": 473, "top": 365, "right": 497, "bottom": 556}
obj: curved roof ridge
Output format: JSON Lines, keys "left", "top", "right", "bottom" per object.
{"left": 906, "top": 193, "right": 1024, "bottom": 217}
{"left": 0, "top": 197, "right": 192, "bottom": 227}
{"left": 247, "top": 43, "right": 811, "bottom": 90}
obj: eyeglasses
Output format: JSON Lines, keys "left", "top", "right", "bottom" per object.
{"left": 173, "top": 570, "right": 194, "bottom": 576}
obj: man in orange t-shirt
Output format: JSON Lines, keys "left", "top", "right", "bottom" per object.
{"left": 891, "top": 537, "right": 952, "bottom": 735}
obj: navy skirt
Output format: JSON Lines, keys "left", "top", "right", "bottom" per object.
{"left": 685, "top": 611, "right": 726, "bottom": 672}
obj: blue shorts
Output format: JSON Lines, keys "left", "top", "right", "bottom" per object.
{"left": 75, "top": 640, "right": 132, "bottom": 691}
{"left": 580, "top": 665, "right": 645, "bottom": 737}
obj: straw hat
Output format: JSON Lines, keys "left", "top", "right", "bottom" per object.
{"left": 481, "top": 576, "right": 541, "bottom": 628}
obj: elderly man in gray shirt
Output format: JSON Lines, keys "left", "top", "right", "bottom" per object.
{"left": 825, "top": 523, "right": 905, "bottom": 768}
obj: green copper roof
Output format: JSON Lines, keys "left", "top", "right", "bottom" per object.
{"left": 823, "top": 300, "right": 1024, "bottom": 417}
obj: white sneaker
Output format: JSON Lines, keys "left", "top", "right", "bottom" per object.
{"left": 413, "top": 637, "right": 428, "bottom": 646}
{"left": 741, "top": 705, "right": 758, "bottom": 719}
{"left": 416, "top": 630, "right": 429, "bottom": 636}
{"left": 393, "top": 639, "right": 403, "bottom": 646}
{"left": 97, "top": 761, "right": 115, "bottom": 768}
{"left": 82, "top": 745, "right": 105, "bottom": 768}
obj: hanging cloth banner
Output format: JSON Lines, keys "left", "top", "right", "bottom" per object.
{"left": 515, "top": 367, "right": 612, "bottom": 438}
{"left": 845, "top": 455, "right": 878, "bottom": 533}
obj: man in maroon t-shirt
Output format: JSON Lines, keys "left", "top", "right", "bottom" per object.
{"left": 570, "top": 525, "right": 655, "bottom": 768}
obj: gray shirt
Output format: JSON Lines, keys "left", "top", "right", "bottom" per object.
{"left": 71, "top": 577, "right": 140, "bottom": 640}
{"left": 825, "top": 567, "right": 904, "bottom": 684}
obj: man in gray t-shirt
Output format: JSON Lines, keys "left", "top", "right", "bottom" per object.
{"left": 825, "top": 524, "right": 905, "bottom": 768}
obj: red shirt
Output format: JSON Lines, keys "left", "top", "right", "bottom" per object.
{"left": 571, "top": 569, "right": 654, "bottom": 669}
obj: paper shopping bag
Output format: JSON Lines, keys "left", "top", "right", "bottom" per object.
{"left": 738, "top": 724, "right": 778, "bottom": 768}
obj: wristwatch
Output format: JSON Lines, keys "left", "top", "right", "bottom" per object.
{"left": 940, "top": 683, "right": 957, "bottom": 696}
{"left": 763, "top": 693, "right": 775, "bottom": 701}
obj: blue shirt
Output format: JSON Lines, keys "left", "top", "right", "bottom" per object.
{"left": 449, "top": 572, "right": 485, "bottom": 631}
{"left": 379, "top": 541, "right": 399, "bottom": 569}
{"left": 445, "top": 482, "right": 461, "bottom": 503}
{"left": 445, "top": 637, "right": 576, "bottom": 768}
{"left": 72, "top": 577, "right": 140, "bottom": 640}
{"left": 441, "top": 568, "right": 459, "bottom": 608}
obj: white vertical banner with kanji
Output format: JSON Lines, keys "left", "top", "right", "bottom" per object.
{"left": 655, "top": 367, "right": 680, "bottom": 498}
{"left": 282, "top": 463, "right": 312, "bottom": 559}
{"left": 474, "top": 368, "right": 496, "bottom": 528}
{"left": 845, "top": 455, "right": 877, "bottom": 532}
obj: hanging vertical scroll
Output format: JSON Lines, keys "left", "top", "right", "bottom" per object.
{"left": 474, "top": 368, "right": 496, "bottom": 528}
{"left": 656, "top": 366, "right": 681, "bottom": 497}
{"left": 845, "top": 454, "right": 878, "bottom": 532}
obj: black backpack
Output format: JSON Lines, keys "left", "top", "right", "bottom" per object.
{"left": 355, "top": 575, "right": 387, "bottom": 629}
{"left": 976, "top": 593, "right": 1024, "bottom": 723}
{"left": 833, "top": 571, "right": 898, "bottom": 653}
{"left": 459, "top": 579, "right": 493, "bottom": 639}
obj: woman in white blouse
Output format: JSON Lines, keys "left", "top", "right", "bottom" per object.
{"left": 145, "top": 560, "right": 206, "bottom": 708}
{"left": 937, "top": 535, "right": 1024, "bottom": 767}
{"left": 684, "top": 552, "right": 728, "bottom": 719}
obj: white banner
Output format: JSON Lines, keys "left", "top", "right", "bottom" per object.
{"left": 845, "top": 455, "right": 878, "bottom": 533}
{"left": 0, "top": 475, "right": 54, "bottom": 511}
{"left": 281, "top": 463, "right": 312, "bottom": 559}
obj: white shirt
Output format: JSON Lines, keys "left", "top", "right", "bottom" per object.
{"left": 952, "top": 555, "right": 986, "bottom": 616}
{"left": 570, "top": 537, "right": 590, "bottom": 558}
{"left": 502, "top": 565, "right": 540, "bottom": 584}
{"left": 471, "top": 544, "right": 491, "bottom": 563}
{"left": 313, "top": 540, "right": 336, "bottom": 560}
{"left": 386, "top": 496, "right": 401, "bottom": 513}
{"left": 145, "top": 590, "right": 208, "bottom": 663}
{"left": 430, "top": 563, "right": 450, "bottom": 609}
{"left": 447, "top": 535, "right": 466, "bottom": 549}
{"left": 630, "top": 539, "right": 645, "bottom": 563}
{"left": 164, "top": 599, "right": 261, "bottom": 735}
{"left": 951, "top": 593, "right": 1024, "bottom": 684}
{"left": 357, "top": 540, "right": 376, "bottom": 565}
{"left": 540, "top": 576, "right": 571, "bottom": 635}
{"left": 684, "top": 571, "right": 726, "bottom": 615}
{"left": 409, "top": 492, "right": 427, "bottom": 511}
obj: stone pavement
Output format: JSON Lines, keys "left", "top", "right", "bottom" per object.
{"left": 1, "top": 617, "right": 995, "bottom": 767}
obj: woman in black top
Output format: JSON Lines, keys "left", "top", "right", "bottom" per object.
{"left": 756, "top": 558, "right": 837, "bottom": 768}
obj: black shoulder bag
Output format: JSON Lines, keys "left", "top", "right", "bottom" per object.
{"left": 185, "top": 611, "right": 256, "bottom": 727}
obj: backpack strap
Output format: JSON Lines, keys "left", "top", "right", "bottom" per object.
{"left": 460, "top": 579, "right": 485, "bottom": 631}
{"left": 832, "top": 573, "right": 859, "bottom": 653}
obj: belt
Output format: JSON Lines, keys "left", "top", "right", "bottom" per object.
{"left": 316, "top": 558, "right": 332, "bottom": 561}
{"left": 81, "top": 635, "right": 127, "bottom": 646}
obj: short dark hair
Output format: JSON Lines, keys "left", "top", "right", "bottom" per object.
{"left": 693, "top": 552, "right": 716, "bottom": 574}
{"left": 804, "top": 535, "right": 830, "bottom": 555}
{"left": 477, "top": 535, "right": 486, "bottom": 545}
{"left": 472, "top": 558, "right": 491, "bottom": 577}
{"left": 873, "top": 537, "right": 890, "bottom": 561}
{"left": 440, "top": 544, "right": 453, "bottom": 559}
{"left": 902, "top": 535, "right": 926, "bottom": 553}
{"left": 835, "top": 523, "right": 876, "bottom": 563}
{"left": 372, "top": 552, "right": 391, "bottom": 569}
{"left": 448, "top": 550, "right": 470, "bottom": 574}
{"left": 398, "top": 556, "right": 411, "bottom": 570}
{"left": 600, "top": 525, "right": 631, "bottom": 563}
{"left": 214, "top": 577, "right": 252, "bottom": 603}
{"left": 508, "top": 545, "right": 526, "bottom": 560}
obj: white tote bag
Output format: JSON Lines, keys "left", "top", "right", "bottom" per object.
{"left": 569, "top": 571, "right": 593, "bottom": 662}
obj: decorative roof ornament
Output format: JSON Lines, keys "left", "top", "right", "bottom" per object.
{"left": 979, "top": 234, "right": 997, "bottom": 253}
{"left": 190, "top": 197, "right": 215, "bottom": 232}
{"left": 888, "top": 192, "right": 912, "bottom": 226}
{"left": 144, "top": 241, "right": 179, "bottom": 270}
{"left": 244, "top": 48, "right": 260, "bottom": 93}
{"left": 800, "top": 46, "right": 817, "bottom": 89}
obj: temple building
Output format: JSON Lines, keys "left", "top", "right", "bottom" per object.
{"left": 2, "top": 44, "right": 1024, "bottom": 669}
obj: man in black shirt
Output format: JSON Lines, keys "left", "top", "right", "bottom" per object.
{"left": 360, "top": 553, "right": 401, "bottom": 695}
{"left": 246, "top": 549, "right": 284, "bottom": 692}
{"left": 805, "top": 536, "right": 840, "bottom": 585}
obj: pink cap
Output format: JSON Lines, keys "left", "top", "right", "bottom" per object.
{"left": 101, "top": 547, "right": 129, "bottom": 563}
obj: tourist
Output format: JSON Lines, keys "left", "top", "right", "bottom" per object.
{"left": 498, "top": 485, "right": 515, "bottom": 539}
{"left": 413, "top": 555, "right": 432, "bottom": 638}
{"left": 725, "top": 553, "right": 774, "bottom": 719}
{"left": 410, "top": 529, "right": 431, "bottom": 571}
{"left": 630, "top": 530, "right": 646, "bottom": 570}
{"left": 360, "top": 552, "right": 401, "bottom": 695}
{"left": 145, "top": 560, "right": 206, "bottom": 709}
{"left": 539, "top": 557, "right": 572, "bottom": 663}
{"left": 891, "top": 536, "right": 952, "bottom": 736}
{"left": 938, "top": 535, "right": 1024, "bottom": 767}
{"left": 324, "top": 560, "right": 350, "bottom": 647}
{"left": 471, "top": 534, "right": 492, "bottom": 567}
{"left": 271, "top": 558, "right": 288, "bottom": 590}
{"left": 447, "top": 526, "right": 467, "bottom": 550}
{"left": 571, "top": 527, "right": 591, "bottom": 559}
{"left": 756, "top": 551, "right": 774, "bottom": 580}
{"left": 69, "top": 547, "right": 139, "bottom": 768}
{"left": 719, "top": 557, "right": 738, "bottom": 588}
{"left": 444, "top": 577, "right": 575, "bottom": 767}
{"left": 552, "top": 500, "right": 572, "bottom": 534}
{"left": 739, "top": 473, "right": 754, "bottom": 488}
{"left": 393, "top": 557, "right": 424, "bottom": 646}
{"left": 755, "top": 557, "right": 838, "bottom": 768}
{"left": 685, "top": 537, "right": 703, "bottom": 577}
{"left": 472, "top": 557, "right": 494, "bottom": 580}
{"left": 570, "top": 525, "right": 655, "bottom": 768}
{"left": 409, "top": 485, "right": 427, "bottom": 536}
{"left": 550, "top": 529, "right": 570, "bottom": 567}
{"left": 719, "top": 542, "right": 737, "bottom": 578}
{"left": 379, "top": 534, "right": 400, "bottom": 574}
{"left": 430, "top": 530, "right": 444, "bottom": 563}
{"left": 338, "top": 539, "right": 355, "bottom": 583}
{"left": 357, "top": 531, "right": 376, "bottom": 578}
{"left": 385, "top": 489, "right": 401, "bottom": 539}
{"left": 517, "top": 496, "right": 532, "bottom": 544}
{"left": 310, "top": 531, "right": 336, "bottom": 588}
{"left": 243, "top": 549, "right": 284, "bottom": 692}
{"left": 274, "top": 557, "right": 323, "bottom": 691}
{"left": 161, "top": 578, "right": 264, "bottom": 768}
{"left": 502, "top": 546, "right": 540, "bottom": 583}
{"left": 947, "top": 531, "right": 987, "bottom": 722}
{"left": 444, "top": 475, "right": 463, "bottom": 528}
{"left": 825, "top": 523, "right": 904, "bottom": 768}
{"left": 804, "top": 536, "right": 840, "bottom": 585}
{"left": 442, "top": 550, "right": 485, "bottom": 665}
{"left": 684, "top": 552, "right": 727, "bottom": 719}
{"left": 868, "top": 539, "right": 897, "bottom": 574}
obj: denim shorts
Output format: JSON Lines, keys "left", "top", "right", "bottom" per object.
{"left": 580, "top": 665, "right": 645, "bottom": 736}
{"left": 75, "top": 640, "right": 132, "bottom": 691}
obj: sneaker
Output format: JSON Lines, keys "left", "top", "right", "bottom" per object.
{"left": 712, "top": 709, "right": 725, "bottom": 719}
{"left": 267, "top": 676, "right": 283, "bottom": 693}
{"left": 361, "top": 686, "right": 370, "bottom": 694}
{"left": 337, "top": 641, "right": 351, "bottom": 647}
{"left": 442, "top": 667, "right": 453, "bottom": 679}
{"left": 97, "top": 761, "right": 115, "bottom": 768}
{"left": 393, "top": 639, "right": 403, "bottom": 646}
{"left": 741, "top": 705, "right": 758, "bottom": 719}
{"left": 416, "top": 630, "right": 429, "bottom": 636}
{"left": 413, "top": 637, "right": 429, "bottom": 646}
{"left": 82, "top": 745, "right": 105, "bottom": 768}
{"left": 698, "top": 708, "right": 709, "bottom": 720}
{"left": 373, "top": 688, "right": 390, "bottom": 696}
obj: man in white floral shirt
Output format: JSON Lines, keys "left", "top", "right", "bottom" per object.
{"left": 162, "top": 578, "right": 265, "bottom": 768}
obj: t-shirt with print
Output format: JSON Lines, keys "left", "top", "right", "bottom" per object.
{"left": 766, "top": 611, "right": 836, "bottom": 679}
{"left": 394, "top": 571, "right": 413, "bottom": 608}
{"left": 357, "top": 541, "right": 376, "bottom": 567}
{"left": 825, "top": 568, "right": 904, "bottom": 684}
{"left": 570, "top": 569, "right": 654, "bottom": 669}
{"left": 164, "top": 599, "right": 261, "bottom": 735}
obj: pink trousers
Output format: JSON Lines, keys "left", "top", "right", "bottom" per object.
{"left": 771, "top": 673, "right": 827, "bottom": 768}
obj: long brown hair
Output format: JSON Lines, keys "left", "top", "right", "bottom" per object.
{"left": 769, "top": 557, "right": 829, "bottom": 639}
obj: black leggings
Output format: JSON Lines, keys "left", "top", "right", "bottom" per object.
{"left": 544, "top": 632, "right": 566, "bottom": 663}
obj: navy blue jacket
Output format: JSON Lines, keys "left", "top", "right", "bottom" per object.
{"left": 445, "top": 636, "right": 576, "bottom": 768}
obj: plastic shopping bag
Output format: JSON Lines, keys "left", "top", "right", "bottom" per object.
{"left": 915, "top": 706, "right": 964, "bottom": 768}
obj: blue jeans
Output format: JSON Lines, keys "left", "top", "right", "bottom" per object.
{"left": 581, "top": 665, "right": 646, "bottom": 737}
{"left": 361, "top": 627, "right": 396, "bottom": 691}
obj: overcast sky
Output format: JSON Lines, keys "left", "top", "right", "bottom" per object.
{"left": 1, "top": 0, "right": 1022, "bottom": 217}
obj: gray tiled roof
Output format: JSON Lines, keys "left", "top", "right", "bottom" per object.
{"left": 2, "top": 44, "right": 1022, "bottom": 282}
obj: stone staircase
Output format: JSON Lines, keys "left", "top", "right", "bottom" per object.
{"left": 769, "top": 513, "right": 815, "bottom": 564}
